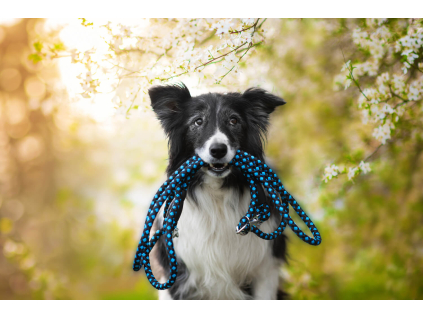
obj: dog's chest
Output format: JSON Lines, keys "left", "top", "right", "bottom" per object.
{"left": 173, "top": 178, "right": 274, "bottom": 297}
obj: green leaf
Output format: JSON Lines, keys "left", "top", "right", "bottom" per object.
{"left": 80, "top": 18, "right": 93, "bottom": 27}
{"left": 28, "top": 53, "right": 43, "bottom": 63}
{"left": 52, "top": 42, "right": 65, "bottom": 52}
{"left": 33, "top": 41, "right": 43, "bottom": 52}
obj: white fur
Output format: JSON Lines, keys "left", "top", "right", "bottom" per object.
{"left": 160, "top": 173, "right": 282, "bottom": 300}
{"left": 154, "top": 130, "right": 282, "bottom": 299}
{"left": 195, "top": 129, "right": 236, "bottom": 165}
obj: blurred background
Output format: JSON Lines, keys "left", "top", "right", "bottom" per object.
{"left": 0, "top": 18, "right": 422, "bottom": 300}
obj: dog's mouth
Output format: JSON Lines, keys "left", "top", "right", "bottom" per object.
{"left": 208, "top": 163, "right": 229, "bottom": 174}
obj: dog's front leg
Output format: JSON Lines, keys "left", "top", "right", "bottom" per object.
{"left": 252, "top": 257, "right": 281, "bottom": 300}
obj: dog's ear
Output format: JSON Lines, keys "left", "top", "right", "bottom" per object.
{"left": 148, "top": 83, "right": 191, "bottom": 132}
{"left": 242, "top": 87, "right": 286, "bottom": 115}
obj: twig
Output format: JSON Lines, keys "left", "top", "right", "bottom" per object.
{"left": 364, "top": 144, "right": 383, "bottom": 162}
{"left": 115, "top": 18, "right": 267, "bottom": 84}
{"left": 339, "top": 43, "right": 369, "bottom": 101}
{"left": 406, "top": 61, "right": 423, "bottom": 74}
{"left": 126, "top": 86, "right": 142, "bottom": 115}
{"left": 162, "top": 41, "right": 249, "bottom": 82}
{"left": 257, "top": 18, "right": 267, "bottom": 29}
{"left": 389, "top": 85, "right": 408, "bottom": 102}
{"left": 216, "top": 66, "right": 235, "bottom": 84}
{"left": 239, "top": 43, "right": 253, "bottom": 61}
{"left": 229, "top": 20, "right": 259, "bottom": 34}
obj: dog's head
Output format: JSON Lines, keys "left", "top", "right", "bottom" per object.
{"left": 149, "top": 83, "right": 285, "bottom": 178}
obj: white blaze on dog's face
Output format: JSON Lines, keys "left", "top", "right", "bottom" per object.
{"left": 195, "top": 129, "right": 236, "bottom": 178}
{"left": 185, "top": 96, "right": 246, "bottom": 179}
{"left": 148, "top": 83, "right": 286, "bottom": 178}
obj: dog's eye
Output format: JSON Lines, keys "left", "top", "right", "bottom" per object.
{"left": 195, "top": 118, "right": 203, "bottom": 126}
{"left": 229, "top": 117, "right": 238, "bottom": 125}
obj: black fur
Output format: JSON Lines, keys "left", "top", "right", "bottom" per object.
{"left": 148, "top": 83, "right": 286, "bottom": 176}
{"left": 149, "top": 83, "right": 288, "bottom": 299}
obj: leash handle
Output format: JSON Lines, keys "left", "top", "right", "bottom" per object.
{"left": 133, "top": 157, "right": 204, "bottom": 290}
{"left": 133, "top": 151, "right": 322, "bottom": 290}
{"left": 232, "top": 150, "right": 321, "bottom": 245}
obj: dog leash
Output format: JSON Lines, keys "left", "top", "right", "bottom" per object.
{"left": 133, "top": 150, "right": 322, "bottom": 290}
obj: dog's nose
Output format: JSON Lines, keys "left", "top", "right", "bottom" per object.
{"left": 210, "top": 143, "right": 228, "bottom": 159}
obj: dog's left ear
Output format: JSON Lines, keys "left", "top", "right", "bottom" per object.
{"left": 242, "top": 87, "right": 286, "bottom": 115}
{"left": 148, "top": 83, "right": 191, "bottom": 133}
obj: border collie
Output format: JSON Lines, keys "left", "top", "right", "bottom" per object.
{"left": 148, "top": 83, "right": 288, "bottom": 300}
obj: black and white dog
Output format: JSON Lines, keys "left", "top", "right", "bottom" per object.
{"left": 149, "top": 83, "right": 288, "bottom": 300}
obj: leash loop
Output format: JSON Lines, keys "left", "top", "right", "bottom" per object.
{"left": 133, "top": 151, "right": 322, "bottom": 290}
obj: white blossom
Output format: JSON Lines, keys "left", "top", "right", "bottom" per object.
{"left": 341, "top": 60, "right": 351, "bottom": 72}
{"left": 70, "top": 49, "right": 78, "bottom": 63}
{"left": 211, "top": 19, "right": 234, "bottom": 38}
{"left": 348, "top": 167, "right": 358, "bottom": 180}
{"left": 330, "top": 20, "right": 423, "bottom": 183}
{"left": 372, "top": 120, "right": 394, "bottom": 144}
{"left": 241, "top": 18, "right": 255, "bottom": 26}
{"left": 223, "top": 52, "right": 239, "bottom": 69}
{"left": 359, "top": 161, "right": 371, "bottom": 174}
{"left": 323, "top": 164, "right": 339, "bottom": 183}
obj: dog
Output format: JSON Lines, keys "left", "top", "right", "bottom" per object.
{"left": 148, "top": 83, "right": 288, "bottom": 300}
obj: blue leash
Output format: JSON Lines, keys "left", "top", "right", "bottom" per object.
{"left": 133, "top": 150, "right": 322, "bottom": 290}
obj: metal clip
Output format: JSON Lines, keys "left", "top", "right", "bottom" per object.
{"left": 235, "top": 224, "right": 249, "bottom": 235}
{"left": 235, "top": 214, "right": 263, "bottom": 235}
{"left": 249, "top": 214, "right": 262, "bottom": 227}
{"left": 172, "top": 227, "right": 179, "bottom": 238}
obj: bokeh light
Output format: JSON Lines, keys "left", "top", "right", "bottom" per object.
{"left": 0, "top": 18, "right": 422, "bottom": 300}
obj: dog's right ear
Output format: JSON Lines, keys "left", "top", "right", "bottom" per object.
{"left": 148, "top": 83, "right": 191, "bottom": 133}
{"left": 242, "top": 87, "right": 286, "bottom": 115}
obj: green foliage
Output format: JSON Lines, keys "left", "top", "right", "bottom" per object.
{"left": 28, "top": 53, "right": 42, "bottom": 63}
{"left": 2, "top": 18, "right": 422, "bottom": 300}
{"left": 262, "top": 18, "right": 423, "bottom": 299}
{"left": 79, "top": 18, "right": 93, "bottom": 27}
{"left": 33, "top": 41, "right": 43, "bottom": 52}
{"left": 52, "top": 42, "right": 65, "bottom": 52}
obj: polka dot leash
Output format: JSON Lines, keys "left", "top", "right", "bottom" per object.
{"left": 133, "top": 150, "right": 322, "bottom": 290}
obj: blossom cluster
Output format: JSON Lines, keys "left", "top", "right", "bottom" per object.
{"left": 323, "top": 161, "right": 371, "bottom": 183}
{"left": 330, "top": 18, "right": 423, "bottom": 183}
{"left": 33, "top": 18, "right": 270, "bottom": 118}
